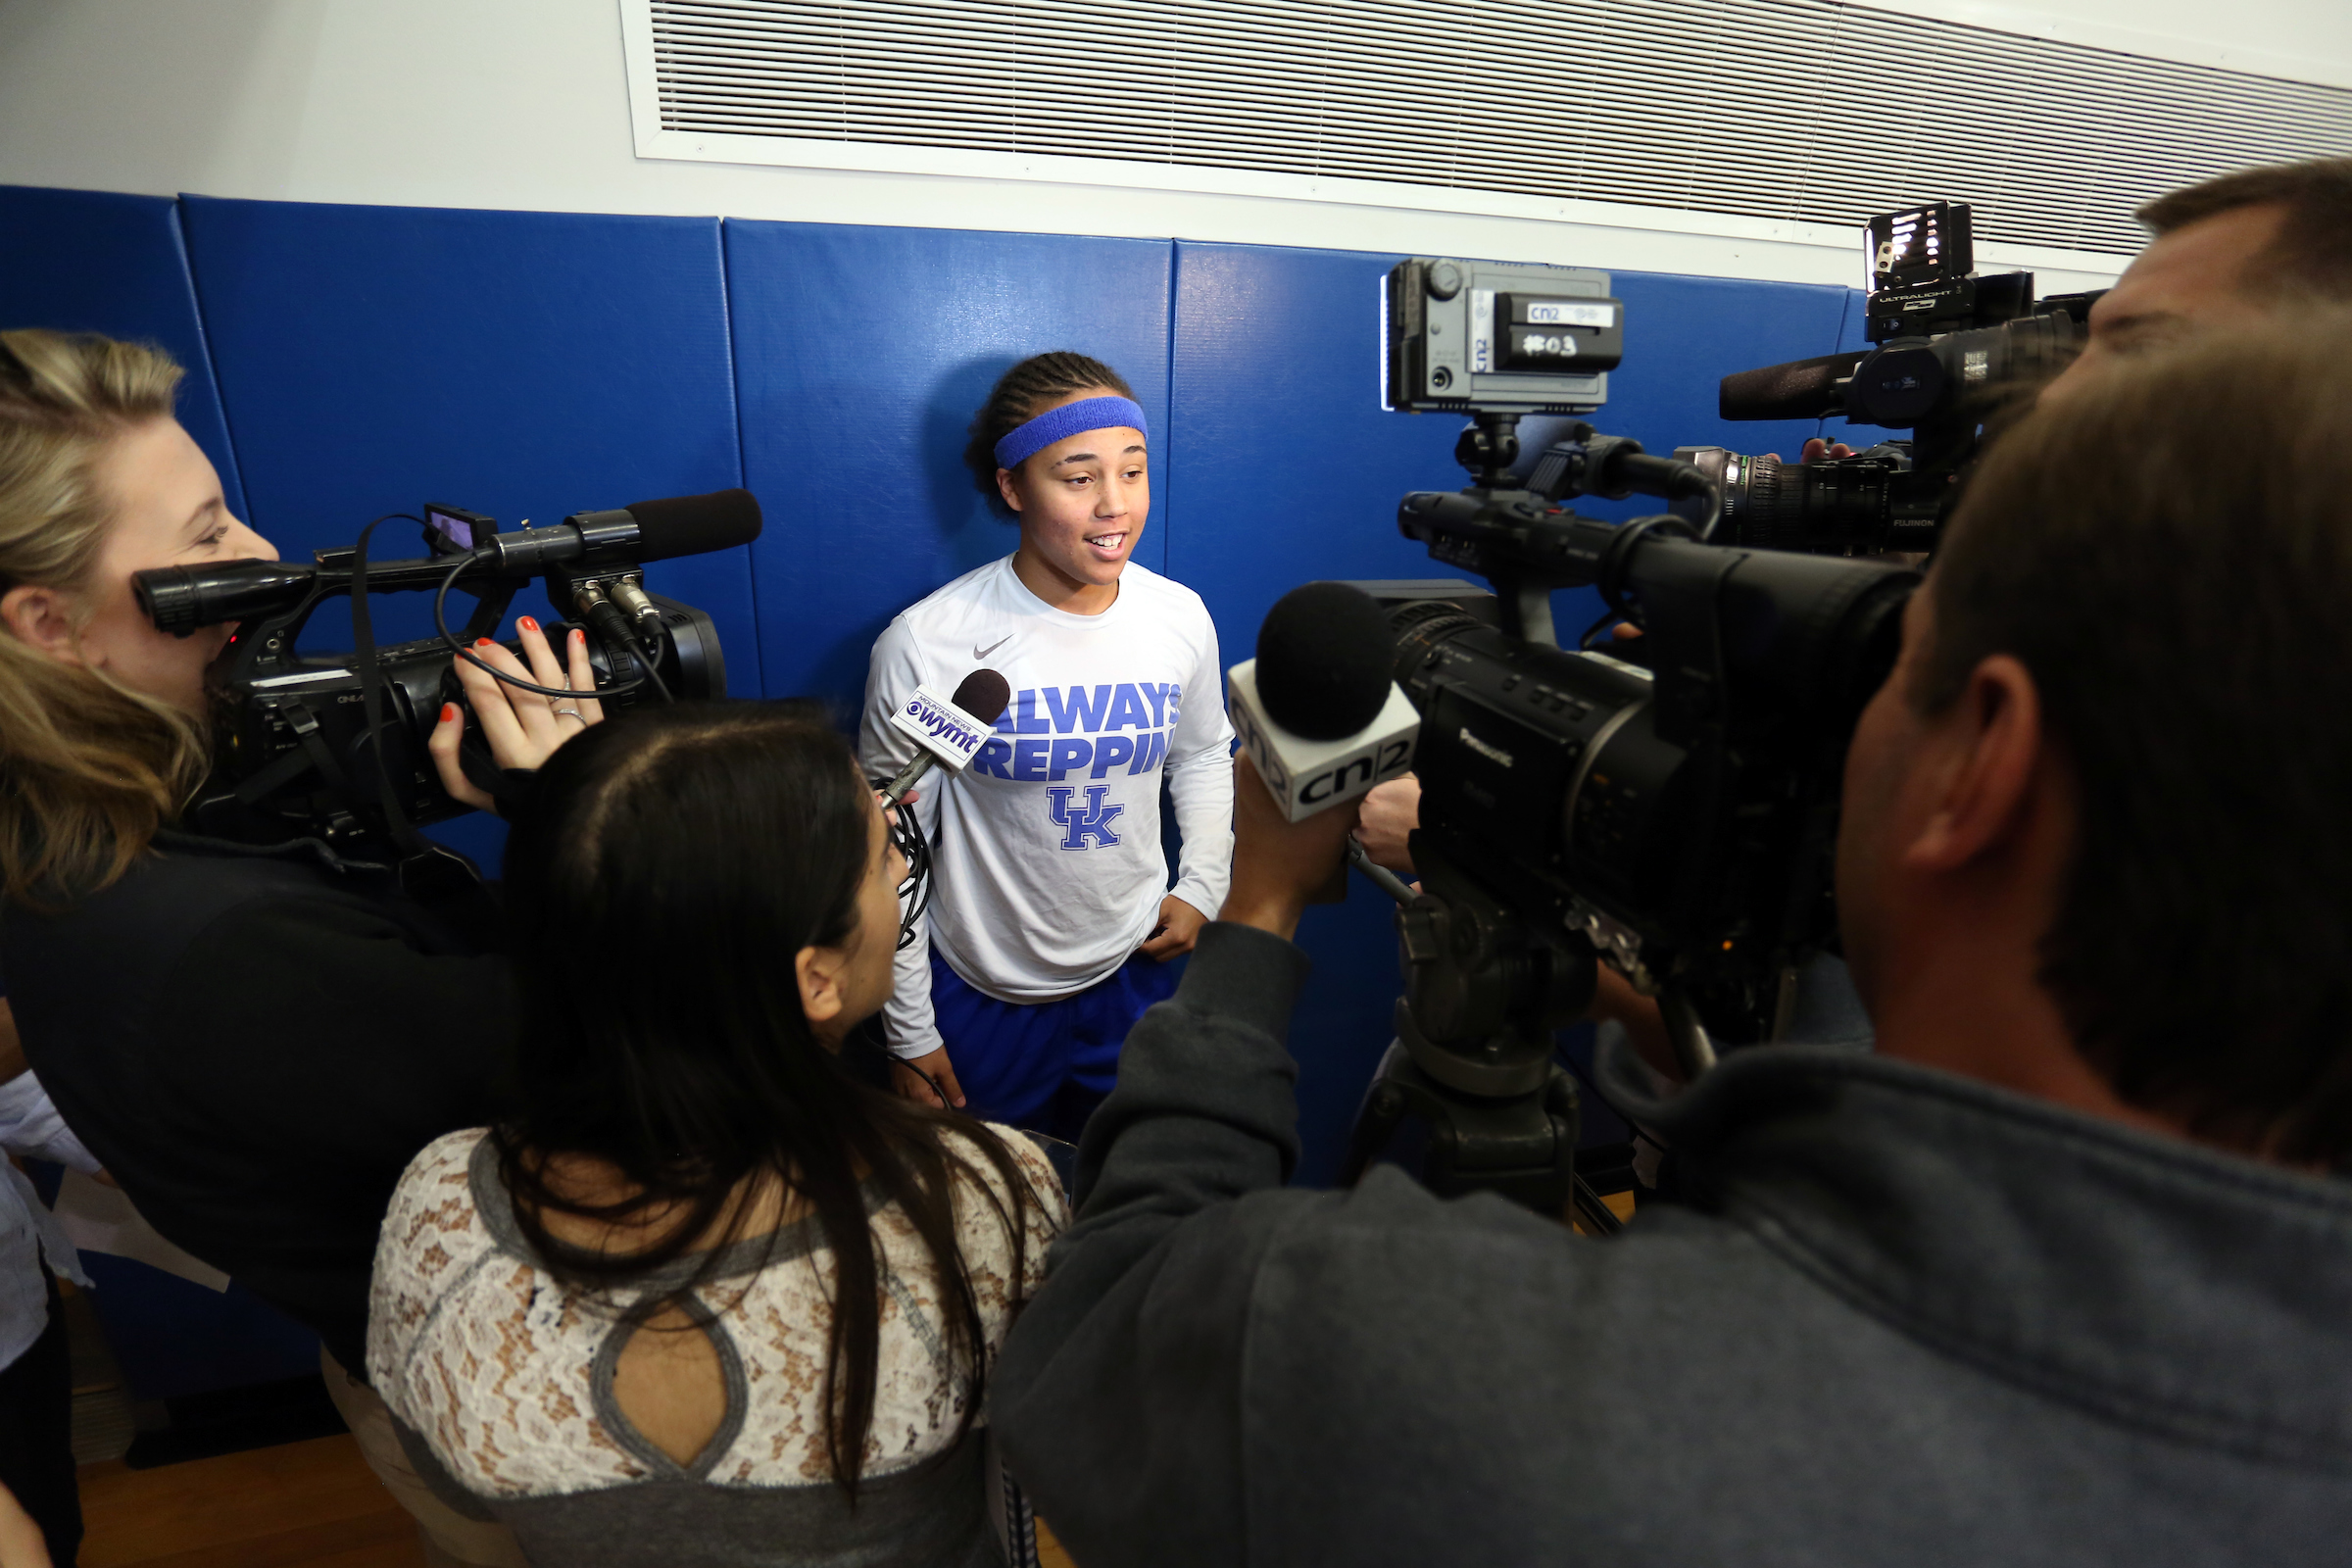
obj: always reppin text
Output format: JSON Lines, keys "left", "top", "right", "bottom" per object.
{"left": 971, "top": 682, "right": 1184, "bottom": 783}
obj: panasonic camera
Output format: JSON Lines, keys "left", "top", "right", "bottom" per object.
{"left": 133, "top": 490, "right": 759, "bottom": 855}
{"left": 1345, "top": 261, "right": 1919, "bottom": 1213}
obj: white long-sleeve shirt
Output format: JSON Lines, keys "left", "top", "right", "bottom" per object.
{"left": 0, "top": 1070, "right": 97, "bottom": 1371}
{"left": 858, "top": 557, "right": 1235, "bottom": 1059}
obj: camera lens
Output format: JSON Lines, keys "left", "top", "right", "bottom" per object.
{"left": 1706, "top": 455, "right": 1894, "bottom": 554}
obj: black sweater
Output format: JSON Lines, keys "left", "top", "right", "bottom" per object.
{"left": 1, "top": 832, "right": 515, "bottom": 1374}
{"left": 993, "top": 921, "right": 2352, "bottom": 1566}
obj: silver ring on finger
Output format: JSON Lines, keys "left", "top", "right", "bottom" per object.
{"left": 552, "top": 706, "right": 587, "bottom": 725}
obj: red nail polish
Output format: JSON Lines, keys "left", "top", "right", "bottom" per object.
{"left": 518, "top": 615, "right": 538, "bottom": 632}
{"left": 440, "top": 703, "right": 458, "bottom": 723}
{"left": 476, "top": 638, "right": 494, "bottom": 649}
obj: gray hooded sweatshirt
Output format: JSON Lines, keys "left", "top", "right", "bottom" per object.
{"left": 993, "top": 922, "right": 2352, "bottom": 1566}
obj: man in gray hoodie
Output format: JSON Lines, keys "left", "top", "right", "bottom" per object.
{"left": 991, "top": 317, "right": 2352, "bottom": 1564}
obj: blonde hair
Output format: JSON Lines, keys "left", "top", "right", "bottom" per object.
{"left": 0, "top": 328, "right": 210, "bottom": 903}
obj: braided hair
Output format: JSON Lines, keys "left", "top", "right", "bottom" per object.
{"left": 963, "top": 351, "right": 1137, "bottom": 516}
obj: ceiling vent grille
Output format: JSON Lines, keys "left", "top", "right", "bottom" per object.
{"left": 637, "top": 0, "right": 2352, "bottom": 256}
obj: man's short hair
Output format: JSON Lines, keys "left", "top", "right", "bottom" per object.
{"left": 1917, "top": 313, "right": 2352, "bottom": 1163}
{"left": 2135, "top": 158, "right": 2352, "bottom": 299}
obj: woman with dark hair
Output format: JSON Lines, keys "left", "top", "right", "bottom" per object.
{"left": 369, "top": 702, "right": 1063, "bottom": 1566}
{"left": 861, "top": 351, "right": 1234, "bottom": 1139}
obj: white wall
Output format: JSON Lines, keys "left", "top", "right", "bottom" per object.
{"left": 16, "top": 0, "right": 2336, "bottom": 293}
{"left": 1851, "top": 0, "right": 2352, "bottom": 88}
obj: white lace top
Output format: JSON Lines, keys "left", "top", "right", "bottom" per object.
{"left": 367, "top": 1125, "right": 1066, "bottom": 1498}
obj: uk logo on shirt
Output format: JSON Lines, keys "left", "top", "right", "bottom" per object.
{"left": 1047, "top": 786, "right": 1124, "bottom": 850}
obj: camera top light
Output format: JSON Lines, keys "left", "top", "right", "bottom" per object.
{"left": 1387, "top": 258, "right": 1622, "bottom": 416}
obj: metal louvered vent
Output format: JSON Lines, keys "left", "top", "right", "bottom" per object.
{"left": 635, "top": 0, "right": 2352, "bottom": 257}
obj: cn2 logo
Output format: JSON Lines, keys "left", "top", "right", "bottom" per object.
{"left": 1047, "top": 785, "right": 1124, "bottom": 850}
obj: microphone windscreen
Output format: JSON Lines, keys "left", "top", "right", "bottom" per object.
{"left": 952, "top": 668, "right": 1012, "bottom": 726}
{"left": 623, "top": 489, "right": 764, "bottom": 562}
{"left": 1719, "top": 351, "right": 1868, "bottom": 421}
{"left": 1256, "top": 582, "right": 1394, "bottom": 741}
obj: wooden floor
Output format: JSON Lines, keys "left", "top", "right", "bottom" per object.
{"left": 76, "top": 1433, "right": 1077, "bottom": 1567}
{"left": 78, "top": 1436, "right": 417, "bottom": 1568}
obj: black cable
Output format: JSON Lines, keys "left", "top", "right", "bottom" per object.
{"left": 430, "top": 552, "right": 651, "bottom": 700}
{"left": 883, "top": 784, "right": 934, "bottom": 951}
{"left": 348, "top": 514, "right": 432, "bottom": 858}
{"left": 895, "top": 1056, "right": 963, "bottom": 1109}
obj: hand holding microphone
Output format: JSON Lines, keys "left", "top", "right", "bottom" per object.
{"left": 1220, "top": 582, "right": 1419, "bottom": 936}
{"left": 1220, "top": 752, "right": 1367, "bottom": 941}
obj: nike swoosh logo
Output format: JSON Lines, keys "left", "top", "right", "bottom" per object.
{"left": 973, "top": 634, "right": 1014, "bottom": 661}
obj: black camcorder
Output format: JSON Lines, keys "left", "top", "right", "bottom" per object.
{"left": 133, "top": 490, "right": 759, "bottom": 861}
{"left": 1681, "top": 201, "right": 2100, "bottom": 555}
{"left": 1344, "top": 260, "right": 1921, "bottom": 1216}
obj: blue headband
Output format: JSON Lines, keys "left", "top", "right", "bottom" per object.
{"left": 994, "top": 395, "right": 1150, "bottom": 470}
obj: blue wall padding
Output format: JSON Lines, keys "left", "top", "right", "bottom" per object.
{"left": 1164, "top": 244, "right": 1854, "bottom": 1167}
{"left": 725, "top": 220, "right": 1173, "bottom": 718}
{"left": 1165, "top": 241, "right": 1482, "bottom": 650}
{"left": 176, "top": 196, "right": 754, "bottom": 687}
{"left": 0, "top": 184, "right": 248, "bottom": 521}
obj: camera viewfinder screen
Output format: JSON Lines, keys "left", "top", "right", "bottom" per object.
{"left": 425, "top": 508, "right": 474, "bottom": 550}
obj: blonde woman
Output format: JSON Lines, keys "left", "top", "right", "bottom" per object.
{"left": 0, "top": 329, "right": 577, "bottom": 1568}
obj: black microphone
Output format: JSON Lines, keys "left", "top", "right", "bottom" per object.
{"left": 135, "top": 490, "right": 768, "bottom": 636}
{"left": 482, "top": 488, "right": 763, "bottom": 573}
{"left": 1719, "top": 350, "right": 1868, "bottom": 421}
{"left": 618, "top": 488, "right": 764, "bottom": 561}
{"left": 882, "top": 668, "right": 1013, "bottom": 805}
{"left": 1229, "top": 582, "right": 1418, "bottom": 820}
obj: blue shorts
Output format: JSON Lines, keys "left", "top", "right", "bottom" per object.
{"left": 929, "top": 950, "right": 1179, "bottom": 1142}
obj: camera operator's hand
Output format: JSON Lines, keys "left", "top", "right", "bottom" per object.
{"left": 1355, "top": 774, "right": 1422, "bottom": 875}
{"left": 1139, "top": 895, "right": 1209, "bottom": 962}
{"left": 1590, "top": 963, "right": 1680, "bottom": 1084}
{"left": 892, "top": 1046, "right": 967, "bottom": 1109}
{"left": 429, "top": 617, "right": 606, "bottom": 811}
{"left": 1797, "top": 439, "right": 1855, "bottom": 463}
{"left": 1220, "top": 753, "right": 1362, "bottom": 942}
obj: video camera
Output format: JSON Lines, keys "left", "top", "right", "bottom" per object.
{"left": 133, "top": 490, "right": 759, "bottom": 874}
{"left": 1329, "top": 259, "right": 1919, "bottom": 1217}
{"left": 1680, "top": 201, "right": 2100, "bottom": 555}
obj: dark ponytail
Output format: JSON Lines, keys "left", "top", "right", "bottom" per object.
{"left": 963, "top": 351, "right": 1137, "bottom": 514}
{"left": 490, "top": 701, "right": 1048, "bottom": 1494}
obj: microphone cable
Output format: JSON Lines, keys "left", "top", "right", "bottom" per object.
{"left": 878, "top": 778, "right": 935, "bottom": 952}
{"left": 429, "top": 551, "right": 668, "bottom": 702}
